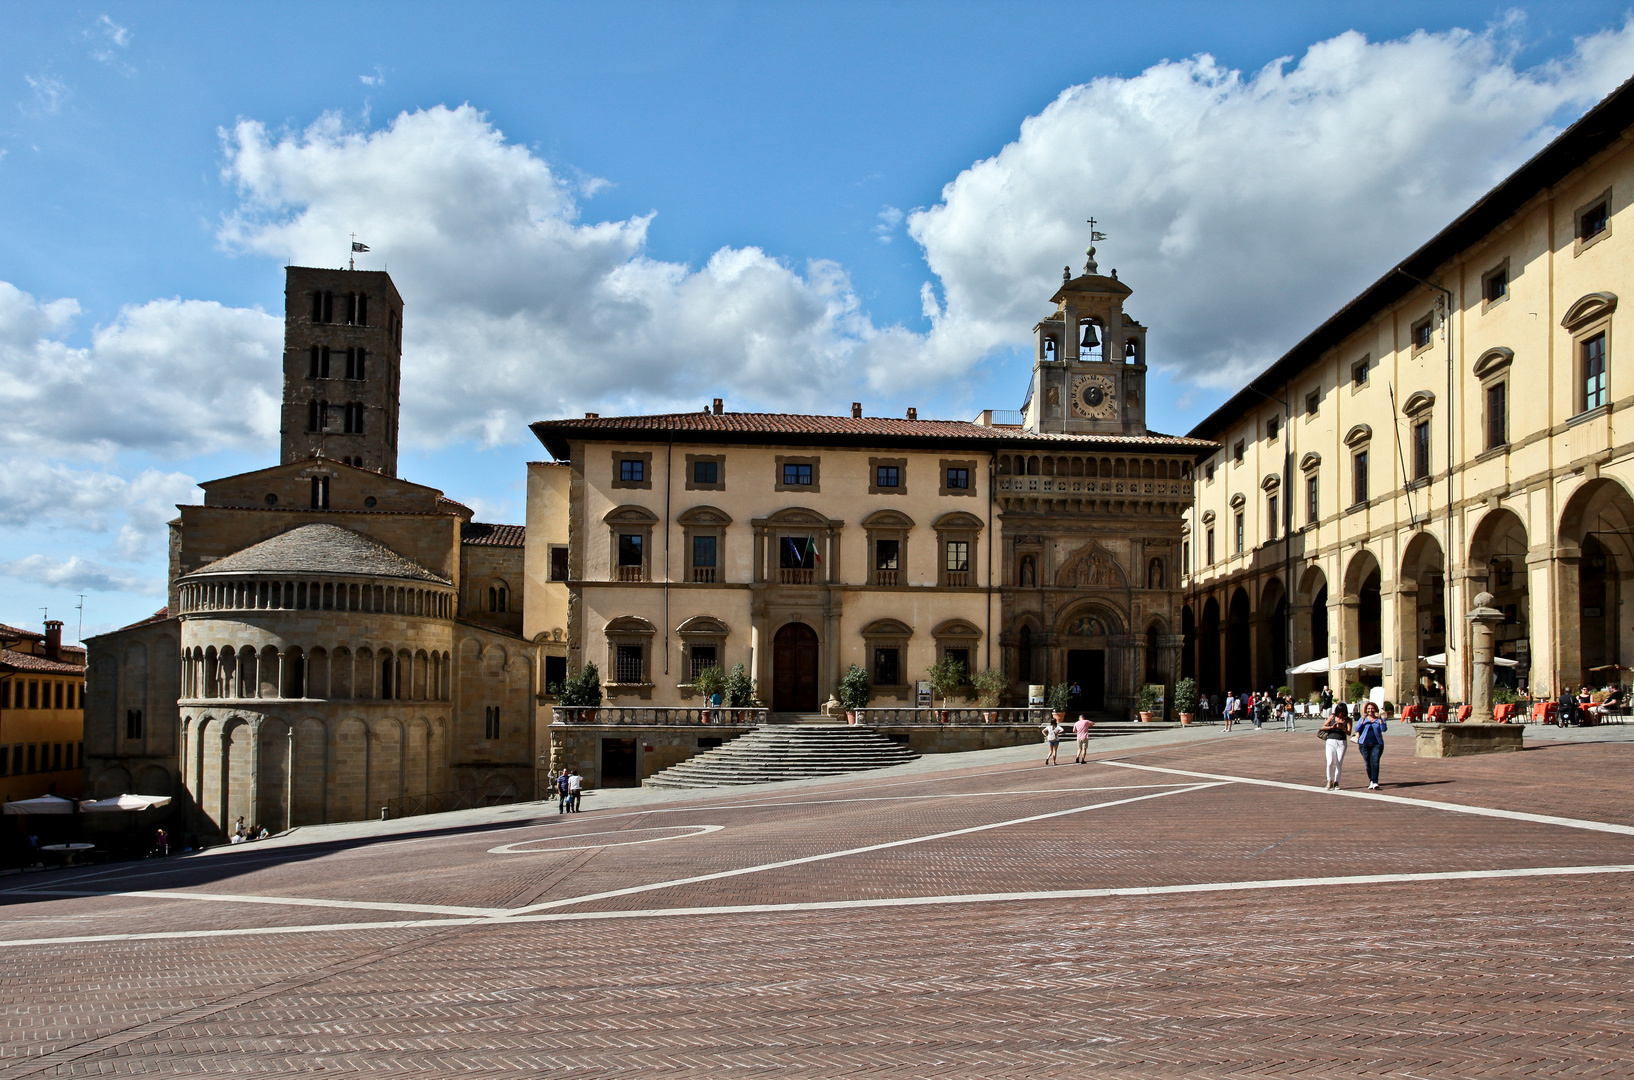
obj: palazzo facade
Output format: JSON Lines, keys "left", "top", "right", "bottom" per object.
{"left": 1182, "top": 75, "right": 1634, "bottom": 706}
{"left": 527, "top": 264, "right": 1210, "bottom": 739}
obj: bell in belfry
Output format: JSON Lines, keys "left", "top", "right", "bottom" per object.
{"left": 1080, "top": 321, "right": 1099, "bottom": 349}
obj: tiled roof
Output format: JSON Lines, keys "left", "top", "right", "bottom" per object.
{"left": 1, "top": 648, "right": 84, "bottom": 675}
{"left": 531, "top": 412, "right": 1216, "bottom": 459}
{"left": 0, "top": 623, "right": 44, "bottom": 642}
{"left": 461, "top": 522, "right": 526, "bottom": 547}
{"left": 183, "top": 524, "right": 451, "bottom": 584}
{"left": 116, "top": 608, "right": 171, "bottom": 632}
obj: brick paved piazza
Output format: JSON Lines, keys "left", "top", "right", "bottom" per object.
{"left": 4, "top": 728, "right": 1634, "bottom": 1078}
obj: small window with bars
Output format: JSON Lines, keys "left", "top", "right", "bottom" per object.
{"left": 689, "top": 645, "right": 718, "bottom": 683}
{"left": 615, "top": 645, "right": 644, "bottom": 684}
{"left": 484, "top": 706, "right": 500, "bottom": 740}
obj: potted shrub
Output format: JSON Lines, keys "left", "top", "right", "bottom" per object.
{"left": 1173, "top": 677, "right": 1199, "bottom": 725}
{"left": 557, "top": 662, "right": 603, "bottom": 722}
{"left": 1136, "top": 683, "right": 1164, "bottom": 722}
{"left": 1047, "top": 682, "right": 1071, "bottom": 722}
{"left": 725, "top": 663, "right": 755, "bottom": 722}
{"left": 692, "top": 665, "right": 726, "bottom": 723}
{"left": 970, "top": 669, "right": 1009, "bottom": 722}
{"left": 838, "top": 664, "right": 871, "bottom": 725}
{"left": 1346, "top": 680, "right": 1369, "bottom": 704}
{"left": 926, "top": 657, "right": 965, "bottom": 722}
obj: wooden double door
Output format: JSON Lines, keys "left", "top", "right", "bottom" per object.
{"left": 772, "top": 622, "right": 820, "bottom": 712}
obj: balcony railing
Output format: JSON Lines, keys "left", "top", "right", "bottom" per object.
{"left": 691, "top": 566, "right": 716, "bottom": 583}
{"left": 851, "top": 707, "right": 1051, "bottom": 725}
{"left": 552, "top": 706, "right": 769, "bottom": 726}
{"left": 779, "top": 568, "right": 816, "bottom": 585}
{"left": 944, "top": 571, "right": 970, "bottom": 587}
{"left": 997, "top": 477, "right": 1191, "bottom": 498}
{"left": 875, "top": 569, "right": 899, "bottom": 587}
{"left": 617, "top": 565, "right": 645, "bottom": 582}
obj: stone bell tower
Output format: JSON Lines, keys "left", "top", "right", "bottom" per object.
{"left": 280, "top": 266, "right": 405, "bottom": 476}
{"left": 1023, "top": 247, "right": 1149, "bottom": 437}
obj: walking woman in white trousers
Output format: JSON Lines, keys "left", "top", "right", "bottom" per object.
{"left": 1319, "top": 703, "right": 1352, "bottom": 790}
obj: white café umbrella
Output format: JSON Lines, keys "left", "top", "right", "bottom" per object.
{"left": 2, "top": 794, "right": 78, "bottom": 815}
{"left": 1420, "top": 652, "right": 1517, "bottom": 668}
{"left": 78, "top": 794, "right": 172, "bottom": 813}
{"left": 1337, "top": 653, "right": 1384, "bottom": 670}
{"left": 1285, "top": 657, "right": 1330, "bottom": 675}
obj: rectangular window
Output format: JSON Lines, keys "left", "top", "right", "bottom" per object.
{"left": 1583, "top": 332, "right": 1607, "bottom": 410}
{"left": 1204, "top": 462, "right": 1215, "bottom": 482}
{"left": 615, "top": 645, "right": 644, "bottom": 684}
{"left": 1266, "top": 417, "right": 1279, "bottom": 441}
{"left": 1267, "top": 494, "right": 1279, "bottom": 541}
{"left": 782, "top": 462, "right": 812, "bottom": 486}
{"left": 692, "top": 535, "right": 717, "bottom": 569}
{"left": 945, "top": 540, "right": 971, "bottom": 582}
{"left": 1233, "top": 440, "right": 1244, "bottom": 465}
{"left": 26, "top": 744, "right": 37, "bottom": 772}
{"left": 1486, "top": 383, "right": 1507, "bottom": 450}
{"left": 875, "top": 539, "right": 900, "bottom": 572}
{"left": 875, "top": 465, "right": 900, "bottom": 488}
{"left": 944, "top": 648, "right": 971, "bottom": 681}
{"left": 1483, "top": 264, "right": 1508, "bottom": 304}
{"left": 1353, "top": 359, "right": 1370, "bottom": 386}
{"left": 873, "top": 647, "right": 900, "bottom": 686}
{"left": 692, "top": 460, "right": 718, "bottom": 485}
{"left": 0, "top": 681, "right": 7, "bottom": 708}
{"left": 1412, "top": 317, "right": 1433, "bottom": 352}
{"left": 1412, "top": 420, "right": 1431, "bottom": 480}
{"left": 619, "top": 459, "right": 645, "bottom": 483}
{"left": 1306, "top": 473, "right": 1319, "bottom": 525}
{"left": 1206, "top": 528, "right": 1215, "bottom": 565}
{"left": 1353, "top": 450, "right": 1369, "bottom": 505}
{"left": 544, "top": 655, "right": 567, "bottom": 693}
{"left": 0, "top": 746, "right": 6, "bottom": 777}
{"left": 1182, "top": 539, "right": 1190, "bottom": 570}
{"left": 53, "top": 682, "right": 63, "bottom": 709}
{"left": 484, "top": 706, "right": 500, "bottom": 740}
{"left": 1580, "top": 199, "right": 1608, "bottom": 241}
{"left": 1234, "top": 512, "right": 1244, "bottom": 555}
{"left": 617, "top": 533, "right": 644, "bottom": 567}
{"left": 310, "top": 476, "right": 329, "bottom": 509}
{"left": 549, "top": 546, "right": 569, "bottom": 582}
{"left": 945, "top": 467, "right": 969, "bottom": 489}
{"left": 689, "top": 645, "right": 717, "bottom": 683}
{"left": 780, "top": 535, "right": 817, "bottom": 570}
{"left": 1305, "top": 390, "right": 1320, "bottom": 416}
{"left": 28, "top": 681, "right": 38, "bottom": 710}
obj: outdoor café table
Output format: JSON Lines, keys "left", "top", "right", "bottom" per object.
{"left": 39, "top": 842, "right": 95, "bottom": 866}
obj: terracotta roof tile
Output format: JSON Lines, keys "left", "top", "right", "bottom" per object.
{"left": 461, "top": 522, "right": 526, "bottom": 547}
{"left": 531, "top": 412, "right": 1216, "bottom": 458}
{"left": 0, "top": 623, "right": 44, "bottom": 642}
{"left": 115, "top": 608, "right": 170, "bottom": 632}
{"left": 183, "top": 524, "right": 450, "bottom": 584}
{"left": 1, "top": 648, "right": 85, "bottom": 674}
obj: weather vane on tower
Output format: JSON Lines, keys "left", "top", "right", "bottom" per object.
{"left": 1085, "top": 217, "right": 1107, "bottom": 274}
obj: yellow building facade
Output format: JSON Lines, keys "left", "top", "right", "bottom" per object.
{"left": 1, "top": 620, "right": 86, "bottom": 802}
{"left": 1183, "top": 77, "right": 1634, "bottom": 707}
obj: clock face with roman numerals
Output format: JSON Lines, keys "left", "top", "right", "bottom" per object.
{"left": 1072, "top": 373, "right": 1117, "bottom": 420}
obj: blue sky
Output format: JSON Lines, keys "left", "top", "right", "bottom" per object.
{"left": 4, "top": 1, "right": 1634, "bottom": 639}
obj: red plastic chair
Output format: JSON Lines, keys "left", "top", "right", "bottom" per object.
{"left": 1428, "top": 705, "right": 1447, "bottom": 723}
{"left": 1455, "top": 704, "right": 1472, "bottom": 722}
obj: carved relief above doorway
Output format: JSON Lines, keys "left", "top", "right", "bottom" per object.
{"left": 1056, "top": 543, "right": 1127, "bottom": 589}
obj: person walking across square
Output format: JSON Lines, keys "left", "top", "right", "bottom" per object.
{"left": 567, "top": 769, "right": 583, "bottom": 812}
{"left": 1319, "top": 703, "right": 1351, "bottom": 790}
{"left": 556, "top": 768, "right": 571, "bottom": 814}
{"left": 1041, "top": 718, "right": 1063, "bottom": 765}
{"left": 1073, "top": 714, "right": 1096, "bottom": 763}
{"left": 1355, "top": 700, "right": 1387, "bottom": 790}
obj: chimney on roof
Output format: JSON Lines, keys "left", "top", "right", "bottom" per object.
{"left": 712, "top": 398, "right": 723, "bottom": 415}
{"left": 906, "top": 407, "right": 918, "bottom": 420}
{"left": 44, "top": 619, "right": 62, "bottom": 661}
{"left": 851, "top": 402, "right": 862, "bottom": 418}
{"left": 584, "top": 412, "right": 599, "bottom": 419}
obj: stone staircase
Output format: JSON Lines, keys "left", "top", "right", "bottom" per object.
{"left": 643, "top": 724, "right": 919, "bottom": 789}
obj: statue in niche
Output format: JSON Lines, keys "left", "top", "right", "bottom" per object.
{"left": 1018, "top": 555, "right": 1037, "bottom": 587}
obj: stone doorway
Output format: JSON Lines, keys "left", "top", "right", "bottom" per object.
{"left": 1066, "top": 649, "right": 1105, "bottom": 713}
{"left": 772, "top": 622, "right": 820, "bottom": 711}
{"left": 601, "top": 737, "right": 638, "bottom": 787}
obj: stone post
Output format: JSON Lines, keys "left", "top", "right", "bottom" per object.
{"left": 1466, "top": 590, "right": 1505, "bottom": 723}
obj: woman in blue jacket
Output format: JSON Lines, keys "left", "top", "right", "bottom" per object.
{"left": 1355, "top": 700, "right": 1388, "bottom": 790}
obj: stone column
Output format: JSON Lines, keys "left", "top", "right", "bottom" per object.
{"left": 1466, "top": 591, "right": 1505, "bottom": 723}
{"left": 1392, "top": 582, "right": 1418, "bottom": 707}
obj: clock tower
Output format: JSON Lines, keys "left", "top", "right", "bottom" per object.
{"left": 1022, "top": 248, "right": 1149, "bottom": 437}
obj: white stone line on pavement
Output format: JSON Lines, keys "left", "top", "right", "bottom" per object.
{"left": 1097, "top": 760, "right": 1634, "bottom": 836}
{"left": 10, "top": 889, "right": 502, "bottom": 918}
{"left": 6, "top": 861, "right": 1633, "bottom": 949}
{"left": 502, "top": 783, "right": 1226, "bottom": 916}
{"left": 488, "top": 824, "right": 724, "bottom": 855}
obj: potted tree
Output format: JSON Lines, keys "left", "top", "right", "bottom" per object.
{"left": 1137, "top": 683, "right": 1164, "bottom": 722}
{"left": 926, "top": 657, "right": 966, "bottom": 722}
{"left": 1174, "top": 677, "right": 1199, "bottom": 725}
{"left": 725, "top": 663, "right": 754, "bottom": 722}
{"left": 692, "top": 665, "right": 726, "bottom": 724}
{"left": 970, "top": 669, "right": 1009, "bottom": 722}
{"left": 838, "top": 664, "right": 871, "bottom": 725}
{"left": 1047, "top": 683, "right": 1071, "bottom": 723}
{"left": 557, "top": 662, "right": 603, "bottom": 722}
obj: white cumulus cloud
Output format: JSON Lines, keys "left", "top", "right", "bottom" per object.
{"left": 1, "top": 554, "right": 158, "bottom": 595}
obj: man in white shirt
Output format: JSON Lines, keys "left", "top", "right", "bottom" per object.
{"left": 567, "top": 769, "right": 584, "bottom": 813}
